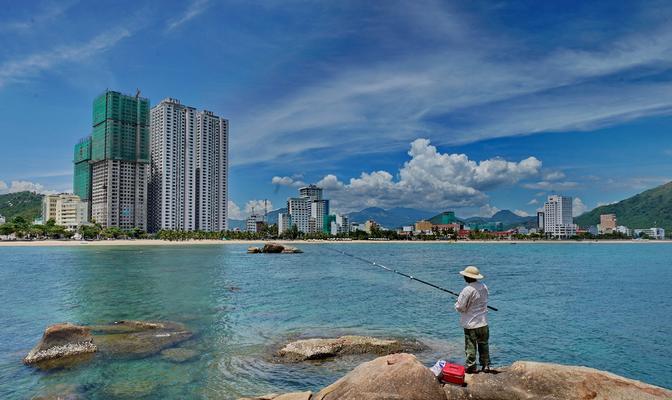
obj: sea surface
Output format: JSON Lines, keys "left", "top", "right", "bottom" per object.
{"left": 0, "top": 243, "right": 670, "bottom": 399}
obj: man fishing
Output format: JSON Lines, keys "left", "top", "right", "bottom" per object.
{"left": 455, "top": 266, "right": 490, "bottom": 374}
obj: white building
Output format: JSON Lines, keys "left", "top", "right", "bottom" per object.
{"left": 42, "top": 193, "right": 89, "bottom": 230}
{"left": 149, "top": 98, "right": 229, "bottom": 232}
{"left": 91, "top": 160, "right": 148, "bottom": 231}
{"left": 615, "top": 225, "right": 632, "bottom": 236}
{"left": 287, "top": 197, "right": 311, "bottom": 233}
{"left": 330, "top": 214, "right": 350, "bottom": 235}
{"left": 299, "top": 185, "right": 322, "bottom": 200}
{"left": 543, "top": 195, "right": 576, "bottom": 238}
{"left": 634, "top": 227, "right": 665, "bottom": 240}
{"left": 311, "top": 199, "right": 329, "bottom": 233}
{"left": 246, "top": 214, "right": 262, "bottom": 233}
{"left": 278, "top": 213, "right": 292, "bottom": 233}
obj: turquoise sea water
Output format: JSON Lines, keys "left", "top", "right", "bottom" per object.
{"left": 0, "top": 243, "right": 670, "bottom": 399}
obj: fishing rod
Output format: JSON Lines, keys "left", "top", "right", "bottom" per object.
{"left": 324, "top": 246, "right": 498, "bottom": 312}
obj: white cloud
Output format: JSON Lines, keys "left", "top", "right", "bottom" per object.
{"left": 294, "top": 138, "right": 542, "bottom": 212}
{"left": 523, "top": 181, "right": 579, "bottom": 190}
{"left": 0, "top": 27, "right": 132, "bottom": 88}
{"left": 166, "top": 0, "right": 210, "bottom": 31}
{"left": 271, "top": 176, "right": 306, "bottom": 187}
{"left": 513, "top": 209, "right": 529, "bottom": 217}
{"left": 244, "top": 199, "right": 273, "bottom": 216}
{"left": 478, "top": 205, "right": 500, "bottom": 218}
{"left": 228, "top": 201, "right": 244, "bottom": 220}
{"left": 527, "top": 198, "right": 539, "bottom": 205}
{"left": 0, "top": 180, "right": 56, "bottom": 195}
{"left": 229, "top": 3, "right": 672, "bottom": 167}
{"left": 543, "top": 171, "right": 566, "bottom": 181}
{"left": 573, "top": 197, "right": 588, "bottom": 217}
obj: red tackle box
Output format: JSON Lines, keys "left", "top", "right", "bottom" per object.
{"left": 440, "top": 363, "right": 465, "bottom": 385}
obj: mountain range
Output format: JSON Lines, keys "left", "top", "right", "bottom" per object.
{"left": 574, "top": 181, "right": 672, "bottom": 232}
{"left": 0, "top": 191, "right": 43, "bottom": 222}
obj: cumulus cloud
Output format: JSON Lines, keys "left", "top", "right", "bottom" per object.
{"left": 228, "top": 201, "right": 244, "bottom": 220}
{"left": 244, "top": 200, "right": 274, "bottom": 216}
{"left": 572, "top": 197, "right": 588, "bottom": 217}
{"left": 478, "top": 204, "right": 500, "bottom": 218}
{"left": 0, "top": 180, "right": 56, "bottom": 195}
{"left": 271, "top": 176, "right": 306, "bottom": 187}
{"left": 289, "top": 138, "right": 542, "bottom": 212}
{"left": 543, "top": 171, "right": 566, "bottom": 181}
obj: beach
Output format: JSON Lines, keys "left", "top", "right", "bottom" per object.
{"left": 0, "top": 238, "right": 669, "bottom": 247}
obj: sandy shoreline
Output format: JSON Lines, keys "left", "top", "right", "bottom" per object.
{"left": 0, "top": 238, "right": 670, "bottom": 247}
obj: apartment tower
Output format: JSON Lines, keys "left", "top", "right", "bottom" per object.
{"left": 148, "top": 98, "right": 228, "bottom": 232}
{"left": 72, "top": 90, "right": 150, "bottom": 230}
{"left": 543, "top": 195, "right": 576, "bottom": 238}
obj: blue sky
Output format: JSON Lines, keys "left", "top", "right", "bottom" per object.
{"left": 1, "top": 0, "right": 671, "bottom": 219}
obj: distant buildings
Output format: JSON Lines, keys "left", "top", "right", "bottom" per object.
{"left": 148, "top": 98, "right": 229, "bottom": 232}
{"left": 536, "top": 212, "right": 545, "bottom": 231}
{"left": 284, "top": 185, "right": 330, "bottom": 234}
{"left": 42, "top": 194, "right": 89, "bottom": 230}
{"left": 634, "top": 227, "right": 665, "bottom": 240}
{"left": 542, "top": 195, "right": 576, "bottom": 238}
{"left": 327, "top": 214, "right": 349, "bottom": 235}
{"left": 413, "top": 211, "right": 463, "bottom": 235}
{"left": 245, "top": 213, "right": 265, "bottom": 233}
{"left": 598, "top": 213, "right": 617, "bottom": 234}
{"left": 277, "top": 213, "right": 291, "bottom": 234}
{"left": 73, "top": 90, "right": 150, "bottom": 230}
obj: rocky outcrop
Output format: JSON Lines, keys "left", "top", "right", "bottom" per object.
{"left": 248, "top": 243, "right": 304, "bottom": 254}
{"left": 24, "top": 320, "right": 193, "bottom": 369}
{"left": 444, "top": 360, "right": 672, "bottom": 400}
{"left": 276, "top": 335, "right": 425, "bottom": 362}
{"left": 242, "top": 354, "right": 672, "bottom": 400}
{"left": 262, "top": 243, "right": 285, "bottom": 253}
{"left": 23, "top": 323, "right": 96, "bottom": 365}
{"left": 316, "top": 353, "right": 445, "bottom": 400}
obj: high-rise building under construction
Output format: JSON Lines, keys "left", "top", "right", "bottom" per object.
{"left": 148, "top": 98, "right": 228, "bottom": 232}
{"left": 73, "top": 90, "right": 150, "bottom": 230}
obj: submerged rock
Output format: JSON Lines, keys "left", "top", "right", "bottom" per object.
{"left": 281, "top": 246, "right": 303, "bottom": 254}
{"left": 276, "top": 335, "right": 426, "bottom": 362}
{"left": 23, "top": 323, "right": 96, "bottom": 366}
{"left": 444, "top": 360, "right": 672, "bottom": 400}
{"left": 160, "top": 347, "right": 200, "bottom": 363}
{"left": 248, "top": 247, "right": 262, "bottom": 253}
{"left": 91, "top": 320, "right": 193, "bottom": 358}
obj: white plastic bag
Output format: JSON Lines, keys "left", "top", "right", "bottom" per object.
{"left": 430, "top": 360, "right": 446, "bottom": 376}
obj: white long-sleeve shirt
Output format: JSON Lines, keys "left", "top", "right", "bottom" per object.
{"left": 455, "top": 281, "right": 489, "bottom": 329}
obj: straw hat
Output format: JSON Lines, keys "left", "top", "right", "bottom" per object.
{"left": 459, "top": 265, "right": 484, "bottom": 280}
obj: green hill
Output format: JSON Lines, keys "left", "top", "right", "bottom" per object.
{"left": 575, "top": 181, "right": 672, "bottom": 233}
{"left": 0, "top": 191, "right": 44, "bottom": 222}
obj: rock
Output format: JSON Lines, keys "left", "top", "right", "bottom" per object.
{"left": 248, "top": 247, "right": 262, "bottom": 253}
{"left": 443, "top": 361, "right": 672, "bottom": 400}
{"left": 281, "top": 246, "right": 303, "bottom": 254}
{"left": 91, "top": 320, "right": 193, "bottom": 358}
{"left": 239, "top": 393, "right": 312, "bottom": 400}
{"left": 160, "top": 347, "right": 200, "bottom": 363}
{"left": 315, "top": 353, "right": 445, "bottom": 400}
{"left": 23, "top": 323, "right": 97, "bottom": 365}
{"left": 104, "top": 380, "right": 158, "bottom": 398}
{"left": 277, "top": 335, "right": 425, "bottom": 362}
{"left": 262, "top": 243, "right": 285, "bottom": 253}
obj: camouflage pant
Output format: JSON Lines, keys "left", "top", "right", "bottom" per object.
{"left": 464, "top": 325, "right": 490, "bottom": 371}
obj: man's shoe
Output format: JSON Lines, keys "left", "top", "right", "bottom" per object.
{"left": 481, "top": 366, "right": 491, "bottom": 373}
{"left": 465, "top": 367, "right": 478, "bottom": 374}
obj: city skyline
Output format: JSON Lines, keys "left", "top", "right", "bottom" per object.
{"left": 1, "top": 1, "right": 672, "bottom": 219}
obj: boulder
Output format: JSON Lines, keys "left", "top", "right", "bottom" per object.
{"left": 443, "top": 361, "right": 672, "bottom": 400}
{"left": 277, "top": 335, "right": 425, "bottom": 362}
{"left": 314, "top": 353, "right": 445, "bottom": 400}
{"left": 262, "top": 243, "right": 285, "bottom": 253}
{"left": 23, "top": 323, "right": 96, "bottom": 365}
{"left": 91, "top": 320, "right": 193, "bottom": 358}
{"left": 239, "top": 393, "right": 312, "bottom": 400}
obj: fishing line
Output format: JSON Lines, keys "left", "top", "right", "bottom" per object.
{"left": 323, "top": 246, "right": 498, "bottom": 312}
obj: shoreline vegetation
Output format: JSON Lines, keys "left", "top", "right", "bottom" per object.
{"left": 1, "top": 238, "right": 670, "bottom": 247}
